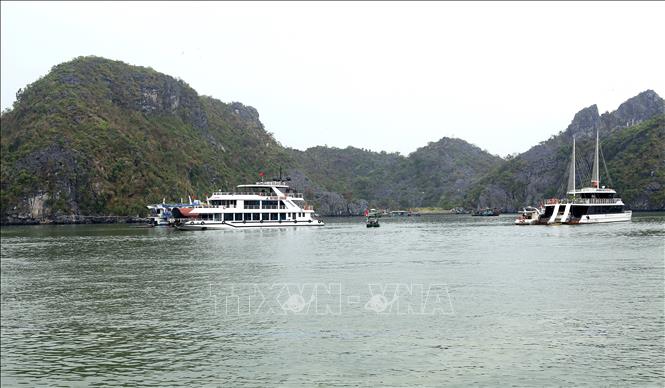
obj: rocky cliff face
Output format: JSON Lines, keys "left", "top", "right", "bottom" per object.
{"left": 564, "top": 90, "right": 665, "bottom": 137}
{"left": 610, "top": 89, "right": 665, "bottom": 126}
{"left": 467, "top": 90, "right": 665, "bottom": 211}
{"left": 565, "top": 90, "right": 665, "bottom": 138}
{"left": 565, "top": 104, "right": 602, "bottom": 137}
{"left": 10, "top": 143, "right": 87, "bottom": 219}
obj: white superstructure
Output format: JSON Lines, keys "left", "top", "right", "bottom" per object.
{"left": 174, "top": 181, "right": 324, "bottom": 230}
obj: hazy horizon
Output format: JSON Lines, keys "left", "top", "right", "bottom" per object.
{"left": 2, "top": 1, "right": 664, "bottom": 157}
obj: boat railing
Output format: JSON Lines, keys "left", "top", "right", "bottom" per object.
{"left": 212, "top": 191, "right": 262, "bottom": 196}
{"left": 267, "top": 195, "right": 302, "bottom": 200}
{"left": 545, "top": 198, "right": 622, "bottom": 205}
{"left": 194, "top": 204, "right": 292, "bottom": 210}
{"left": 200, "top": 205, "right": 235, "bottom": 209}
{"left": 573, "top": 198, "right": 622, "bottom": 205}
{"left": 211, "top": 192, "right": 304, "bottom": 198}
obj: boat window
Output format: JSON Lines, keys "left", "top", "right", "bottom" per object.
{"left": 218, "top": 200, "right": 237, "bottom": 208}
{"left": 214, "top": 213, "right": 222, "bottom": 221}
{"left": 280, "top": 213, "right": 286, "bottom": 220}
{"left": 270, "top": 213, "right": 279, "bottom": 221}
{"left": 234, "top": 213, "right": 242, "bottom": 221}
{"left": 245, "top": 200, "right": 260, "bottom": 209}
{"left": 262, "top": 200, "right": 279, "bottom": 209}
{"left": 224, "top": 213, "right": 234, "bottom": 221}
{"left": 262, "top": 213, "right": 269, "bottom": 220}
{"left": 252, "top": 213, "right": 260, "bottom": 221}
{"left": 244, "top": 213, "right": 250, "bottom": 221}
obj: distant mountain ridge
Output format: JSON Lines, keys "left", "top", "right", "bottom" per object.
{"left": 286, "top": 137, "right": 502, "bottom": 214}
{"left": 565, "top": 90, "right": 663, "bottom": 137}
{"left": 1, "top": 56, "right": 663, "bottom": 224}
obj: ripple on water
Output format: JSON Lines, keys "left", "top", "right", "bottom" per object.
{"left": 1, "top": 214, "right": 664, "bottom": 386}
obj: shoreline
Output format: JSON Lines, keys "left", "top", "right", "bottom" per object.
{"left": 1, "top": 215, "right": 149, "bottom": 226}
{"left": 3, "top": 210, "right": 663, "bottom": 226}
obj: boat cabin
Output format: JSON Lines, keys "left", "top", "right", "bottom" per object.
{"left": 567, "top": 187, "right": 616, "bottom": 199}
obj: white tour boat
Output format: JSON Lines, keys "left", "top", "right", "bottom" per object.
{"left": 538, "top": 130, "right": 632, "bottom": 225}
{"left": 514, "top": 206, "right": 543, "bottom": 225}
{"left": 174, "top": 180, "right": 324, "bottom": 230}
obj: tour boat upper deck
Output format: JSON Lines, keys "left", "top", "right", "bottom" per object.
{"left": 208, "top": 182, "right": 304, "bottom": 201}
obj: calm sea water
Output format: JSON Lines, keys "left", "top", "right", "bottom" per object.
{"left": 1, "top": 214, "right": 664, "bottom": 386}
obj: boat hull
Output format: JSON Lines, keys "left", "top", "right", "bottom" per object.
{"left": 148, "top": 217, "right": 171, "bottom": 226}
{"left": 175, "top": 219, "right": 325, "bottom": 231}
{"left": 564, "top": 211, "right": 632, "bottom": 224}
{"left": 514, "top": 218, "right": 538, "bottom": 225}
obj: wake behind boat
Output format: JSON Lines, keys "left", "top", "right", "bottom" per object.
{"left": 174, "top": 179, "right": 324, "bottom": 230}
{"left": 538, "top": 130, "right": 631, "bottom": 225}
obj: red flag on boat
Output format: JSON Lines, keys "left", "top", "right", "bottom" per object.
{"left": 364, "top": 209, "right": 369, "bottom": 217}
{"left": 259, "top": 172, "right": 265, "bottom": 177}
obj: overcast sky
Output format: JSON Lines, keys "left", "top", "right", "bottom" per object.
{"left": 2, "top": 1, "right": 664, "bottom": 156}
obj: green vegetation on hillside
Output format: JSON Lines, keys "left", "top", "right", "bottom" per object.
{"left": 289, "top": 137, "right": 502, "bottom": 210}
{"left": 602, "top": 116, "right": 665, "bottom": 209}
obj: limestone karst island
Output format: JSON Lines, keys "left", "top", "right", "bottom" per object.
{"left": 2, "top": 57, "right": 663, "bottom": 225}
